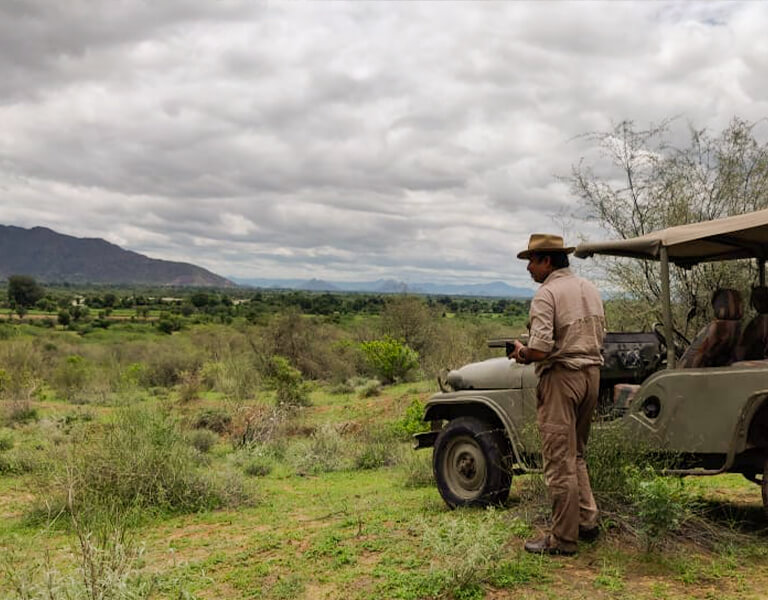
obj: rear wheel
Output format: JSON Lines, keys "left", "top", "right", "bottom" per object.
{"left": 433, "top": 416, "right": 512, "bottom": 508}
{"left": 763, "top": 457, "right": 768, "bottom": 518}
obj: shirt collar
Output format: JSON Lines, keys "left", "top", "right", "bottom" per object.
{"left": 542, "top": 267, "right": 572, "bottom": 286}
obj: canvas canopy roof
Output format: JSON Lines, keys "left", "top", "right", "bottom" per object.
{"left": 574, "top": 209, "right": 768, "bottom": 266}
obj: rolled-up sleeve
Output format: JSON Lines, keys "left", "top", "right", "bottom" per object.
{"left": 528, "top": 289, "right": 555, "bottom": 353}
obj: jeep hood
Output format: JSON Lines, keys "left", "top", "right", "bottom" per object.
{"left": 444, "top": 357, "right": 528, "bottom": 390}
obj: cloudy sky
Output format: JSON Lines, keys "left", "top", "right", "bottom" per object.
{"left": 2, "top": 1, "right": 768, "bottom": 288}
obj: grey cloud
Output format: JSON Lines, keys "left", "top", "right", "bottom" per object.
{"left": 2, "top": 2, "right": 767, "bottom": 285}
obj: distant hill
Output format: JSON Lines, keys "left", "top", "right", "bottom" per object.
{"left": 300, "top": 278, "right": 341, "bottom": 292}
{"left": 0, "top": 225, "right": 234, "bottom": 287}
{"left": 231, "top": 277, "right": 534, "bottom": 298}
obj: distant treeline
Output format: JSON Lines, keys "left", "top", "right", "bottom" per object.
{"left": 0, "top": 281, "right": 530, "bottom": 321}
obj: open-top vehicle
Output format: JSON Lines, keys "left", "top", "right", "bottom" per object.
{"left": 416, "top": 209, "right": 768, "bottom": 513}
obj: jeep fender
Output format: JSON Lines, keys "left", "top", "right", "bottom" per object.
{"left": 735, "top": 390, "right": 768, "bottom": 452}
{"left": 420, "top": 395, "right": 533, "bottom": 472}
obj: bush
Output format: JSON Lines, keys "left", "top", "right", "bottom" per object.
{"left": 156, "top": 313, "right": 183, "bottom": 334}
{"left": 328, "top": 380, "right": 355, "bottom": 395}
{"left": 227, "top": 443, "right": 282, "bottom": 477}
{"left": 268, "top": 356, "right": 311, "bottom": 407}
{"left": 194, "top": 408, "right": 233, "bottom": 434}
{"left": 288, "top": 424, "right": 346, "bottom": 475}
{"left": 628, "top": 467, "right": 695, "bottom": 550}
{"left": 392, "top": 397, "right": 429, "bottom": 438}
{"left": 52, "top": 355, "right": 92, "bottom": 402}
{"left": 360, "top": 337, "right": 419, "bottom": 384}
{"left": 187, "top": 428, "right": 218, "bottom": 453}
{"left": 0, "top": 428, "right": 13, "bottom": 451}
{"left": 353, "top": 427, "right": 403, "bottom": 470}
{"left": 232, "top": 404, "right": 290, "bottom": 448}
{"left": 6, "top": 404, "right": 38, "bottom": 424}
{"left": 585, "top": 426, "right": 656, "bottom": 505}
{"left": 400, "top": 449, "right": 435, "bottom": 488}
{"left": 355, "top": 378, "right": 381, "bottom": 398}
{"left": 421, "top": 507, "right": 520, "bottom": 597}
{"left": 244, "top": 457, "right": 273, "bottom": 477}
{"left": 140, "top": 343, "right": 203, "bottom": 388}
{"left": 2, "top": 532, "right": 155, "bottom": 600}
{"left": 201, "top": 356, "right": 260, "bottom": 404}
{"left": 177, "top": 369, "right": 202, "bottom": 403}
{"left": 37, "top": 405, "right": 246, "bottom": 521}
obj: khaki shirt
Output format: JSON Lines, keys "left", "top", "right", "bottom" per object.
{"left": 527, "top": 268, "right": 605, "bottom": 375}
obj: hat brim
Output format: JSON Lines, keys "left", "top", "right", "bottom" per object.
{"left": 517, "top": 247, "right": 575, "bottom": 260}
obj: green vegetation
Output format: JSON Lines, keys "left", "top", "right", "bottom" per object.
{"left": 0, "top": 289, "right": 766, "bottom": 599}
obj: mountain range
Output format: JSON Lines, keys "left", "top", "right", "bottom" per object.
{"left": 0, "top": 225, "right": 233, "bottom": 287}
{"left": 230, "top": 277, "right": 534, "bottom": 298}
{"left": 0, "top": 224, "right": 532, "bottom": 296}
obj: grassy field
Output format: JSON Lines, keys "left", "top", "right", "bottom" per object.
{"left": 1, "top": 313, "right": 768, "bottom": 599}
{"left": 2, "top": 384, "right": 768, "bottom": 599}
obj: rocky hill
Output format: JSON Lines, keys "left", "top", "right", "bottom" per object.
{"left": 0, "top": 225, "right": 233, "bottom": 287}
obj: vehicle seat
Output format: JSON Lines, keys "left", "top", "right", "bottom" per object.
{"left": 678, "top": 288, "right": 743, "bottom": 368}
{"left": 734, "top": 287, "right": 768, "bottom": 361}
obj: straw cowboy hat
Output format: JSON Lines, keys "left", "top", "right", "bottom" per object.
{"left": 516, "top": 233, "right": 575, "bottom": 260}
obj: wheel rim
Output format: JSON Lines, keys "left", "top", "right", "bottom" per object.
{"left": 440, "top": 434, "right": 487, "bottom": 501}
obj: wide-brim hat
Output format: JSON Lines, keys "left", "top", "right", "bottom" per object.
{"left": 516, "top": 233, "right": 575, "bottom": 260}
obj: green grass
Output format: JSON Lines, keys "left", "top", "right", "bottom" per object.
{"left": 2, "top": 319, "right": 768, "bottom": 599}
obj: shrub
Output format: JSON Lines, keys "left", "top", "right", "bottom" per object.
{"left": 140, "top": 343, "right": 203, "bottom": 388}
{"left": 392, "top": 397, "right": 429, "bottom": 439}
{"left": 400, "top": 449, "right": 434, "bottom": 488}
{"left": 585, "top": 426, "right": 656, "bottom": 505}
{"left": 360, "top": 337, "right": 419, "bottom": 384}
{"left": 244, "top": 457, "right": 273, "bottom": 477}
{"left": 0, "top": 429, "right": 13, "bottom": 451}
{"left": 194, "top": 408, "right": 233, "bottom": 434}
{"left": 37, "top": 405, "right": 246, "bottom": 521}
{"left": 328, "top": 380, "right": 355, "bottom": 395}
{"left": 421, "top": 507, "right": 516, "bottom": 597}
{"left": 177, "top": 369, "right": 202, "bottom": 403}
{"left": 232, "top": 404, "right": 290, "bottom": 448}
{"left": 268, "top": 356, "right": 311, "bottom": 407}
{"left": 52, "top": 355, "right": 92, "bottom": 402}
{"left": 353, "top": 427, "right": 403, "bottom": 470}
{"left": 7, "top": 404, "right": 38, "bottom": 424}
{"left": 156, "top": 313, "right": 183, "bottom": 334}
{"left": 355, "top": 378, "right": 381, "bottom": 398}
{"left": 288, "top": 424, "right": 346, "bottom": 475}
{"left": 201, "top": 356, "right": 260, "bottom": 404}
{"left": 2, "top": 532, "right": 155, "bottom": 600}
{"left": 628, "top": 467, "right": 695, "bottom": 551}
{"left": 187, "top": 428, "right": 218, "bottom": 453}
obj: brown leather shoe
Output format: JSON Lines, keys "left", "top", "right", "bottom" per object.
{"left": 578, "top": 525, "right": 600, "bottom": 543}
{"left": 523, "top": 535, "right": 576, "bottom": 556}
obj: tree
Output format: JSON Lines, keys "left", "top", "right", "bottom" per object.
{"left": 7, "top": 275, "right": 45, "bottom": 317}
{"left": 568, "top": 117, "right": 768, "bottom": 332}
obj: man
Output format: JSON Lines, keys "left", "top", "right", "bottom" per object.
{"left": 510, "top": 233, "right": 605, "bottom": 556}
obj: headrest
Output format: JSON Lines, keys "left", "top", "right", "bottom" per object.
{"left": 751, "top": 286, "right": 768, "bottom": 314}
{"left": 712, "top": 288, "right": 743, "bottom": 320}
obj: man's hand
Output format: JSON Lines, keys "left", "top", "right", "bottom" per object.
{"left": 508, "top": 340, "right": 548, "bottom": 364}
{"left": 508, "top": 339, "right": 525, "bottom": 362}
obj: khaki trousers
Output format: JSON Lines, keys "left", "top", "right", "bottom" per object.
{"left": 536, "top": 363, "right": 600, "bottom": 551}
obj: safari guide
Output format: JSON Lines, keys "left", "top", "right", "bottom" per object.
{"left": 509, "top": 233, "right": 605, "bottom": 555}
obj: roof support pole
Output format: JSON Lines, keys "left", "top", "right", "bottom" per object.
{"left": 660, "top": 246, "right": 675, "bottom": 369}
{"left": 760, "top": 259, "right": 766, "bottom": 287}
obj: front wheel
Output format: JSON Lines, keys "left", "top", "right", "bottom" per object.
{"left": 433, "top": 416, "right": 512, "bottom": 509}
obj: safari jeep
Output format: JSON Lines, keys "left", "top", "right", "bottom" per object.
{"left": 416, "top": 210, "right": 768, "bottom": 513}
